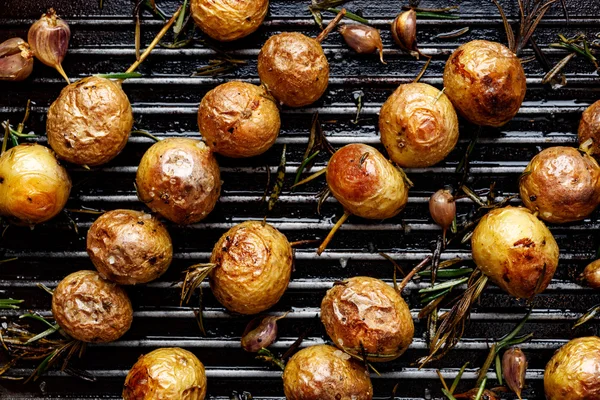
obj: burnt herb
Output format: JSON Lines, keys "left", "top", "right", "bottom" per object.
{"left": 293, "top": 113, "right": 334, "bottom": 189}
{"left": 256, "top": 348, "right": 285, "bottom": 370}
{"left": 573, "top": 303, "right": 600, "bottom": 329}
{"left": 543, "top": 33, "right": 600, "bottom": 83}
{"left": 231, "top": 391, "right": 253, "bottom": 400}
{"left": 267, "top": 144, "right": 287, "bottom": 212}
{"left": 193, "top": 56, "right": 247, "bottom": 77}
{"left": 180, "top": 263, "right": 218, "bottom": 336}
{"left": 352, "top": 90, "right": 364, "bottom": 124}
{"left": 316, "top": 187, "right": 332, "bottom": 215}
{"left": 433, "top": 27, "right": 469, "bottom": 40}
{"left": 308, "top": 0, "right": 368, "bottom": 28}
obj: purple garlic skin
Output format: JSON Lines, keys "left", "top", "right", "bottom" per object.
{"left": 339, "top": 24, "right": 385, "bottom": 64}
{"left": 241, "top": 315, "right": 284, "bottom": 352}
{"left": 0, "top": 38, "right": 34, "bottom": 81}
{"left": 28, "top": 8, "right": 70, "bottom": 82}
{"left": 503, "top": 347, "right": 527, "bottom": 399}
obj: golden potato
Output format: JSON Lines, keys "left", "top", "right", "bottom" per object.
{"left": 209, "top": 221, "right": 292, "bottom": 314}
{"left": 198, "top": 81, "right": 280, "bottom": 158}
{"left": 87, "top": 209, "right": 173, "bottom": 285}
{"left": 443, "top": 40, "right": 526, "bottom": 127}
{"left": 582, "top": 259, "right": 600, "bottom": 289}
{"left": 326, "top": 143, "right": 409, "bottom": 219}
{"left": 379, "top": 82, "right": 459, "bottom": 167}
{"left": 579, "top": 100, "right": 600, "bottom": 156}
{"left": 321, "top": 277, "right": 413, "bottom": 362}
{"left": 544, "top": 336, "right": 600, "bottom": 400}
{"left": 123, "top": 347, "right": 207, "bottom": 400}
{"left": 0, "top": 143, "right": 71, "bottom": 226}
{"left": 191, "top": 0, "right": 268, "bottom": 42}
{"left": 136, "top": 138, "right": 221, "bottom": 225}
{"left": 52, "top": 270, "right": 133, "bottom": 343}
{"left": 258, "top": 32, "right": 329, "bottom": 107}
{"left": 471, "top": 206, "right": 559, "bottom": 299}
{"left": 520, "top": 147, "right": 600, "bottom": 223}
{"left": 47, "top": 76, "right": 134, "bottom": 166}
{"left": 283, "top": 344, "right": 373, "bottom": 400}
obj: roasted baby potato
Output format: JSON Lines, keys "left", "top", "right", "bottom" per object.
{"left": 191, "top": 0, "right": 268, "bottom": 42}
{"left": 321, "top": 276, "right": 413, "bottom": 362}
{"left": 283, "top": 344, "right": 373, "bottom": 400}
{"left": 198, "top": 81, "right": 280, "bottom": 158}
{"left": 136, "top": 138, "right": 221, "bottom": 225}
{"left": 87, "top": 209, "right": 173, "bottom": 285}
{"left": 582, "top": 259, "right": 600, "bottom": 289}
{"left": 52, "top": 270, "right": 133, "bottom": 343}
{"left": 579, "top": 100, "right": 600, "bottom": 157}
{"left": 123, "top": 347, "right": 207, "bottom": 400}
{"left": 0, "top": 143, "right": 71, "bottom": 226}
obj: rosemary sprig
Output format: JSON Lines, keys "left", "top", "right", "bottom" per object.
{"left": 256, "top": 348, "right": 285, "bottom": 370}
{"left": 193, "top": 57, "right": 247, "bottom": 77}
{"left": 415, "top": 12, "right": 459, "bottom": 19}
{"left": 180, "top": 263, "right": 217, "bottom": 335}
{"left": 95, "top": 72, "right": 143, "bottom": 79}
{"left": 308, "top": 0, "right": 368, "bottom": 28}
{"left": 352, "top": 90, "right": 364, "bottom": 124}
{"left": 573, "top": 304, "right": 600, "bottom": 329}
{"left": 433, "top": 27, "right": 469, "bottom": 40}
{"left": 0, "top": 299, "right": 23, "bottom": 310}
{"left": 267, "top": 145, "right": 287, "bottom": 212}
{"left": 293, "top": 112, "right": 335, "bottom": 190}
{"left": 542, "top": 33, "right": 600, "bottom": 84}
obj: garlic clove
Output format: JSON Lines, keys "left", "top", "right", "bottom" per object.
{"left": 391, "top": 9, "right": 419, "bottom": 58}
{"left": 339, "top": 24, "right": 386, "bottom": 64}
{"left": 28, "top": 8, "right": 70, "bottom": 83}
{"left": 0, "top": 38, "right": 34, "bottom": 81}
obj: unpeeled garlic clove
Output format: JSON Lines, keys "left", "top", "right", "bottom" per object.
{"left": 28, "top": 8, "right": 70, "bottom": 83}
{"left": 241, "top": 314, "right": 287, "bottom": 353}
{"left": 339, "top": 24, "right": 386, "bottom": 64}
{"left": 0, "top": 38, "right": 34, "bottom": 81}
{"left": 502, "top": 347, "right": 527, "bottom": 400}
{"left": 429, "top": 189, "right": 456, "bottom": 240}
{"left": 391, "top": 9, "right": 419, "bottom": 57}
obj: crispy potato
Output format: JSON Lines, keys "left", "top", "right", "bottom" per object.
{"left": 52, "top": 270, "right": 133, "bottom": 343}
{"left": 87, "top": 209, "right": 173, "bottom": 285}
{"left": 582, "top": 259, "right": 600, "bottom": 289}
{"left": 47, "top": 76, "right": 134, "bottom": 166}
{"left": 136, "top": 138, "right": 221, "bottom": 225}
{"left": 191, "top": 0, "right": 268, "bottom": 42}
{"left": 283, "top": 344, "right": 373, "bottom": 400}
{"left": 198, "top": 81, "right": 280, "bottom": 158}
{"left": 123, "top": 347, "right": 207, "bottom": 400}
{"left": 209, "top": 221, "right": 292, "bottom": 314}
{"left": 0, "top": 143, "right": 71, "bottom": 226}
{"left": 579, "top": 100, "right": 600, "bottom": 157}
{"left": 258, "top": 32, "right": 329, "bottom": 107}
{"left": 379, "top": 82, "right": 459, "bottom": 167}
{"left": 326, "top": 143, "right": 409, "bottom": 219}
{"left": 520, "top": 147, "right": 600, "bottom": 223}
{"left": 544, "top": 336, "right": 600, "bottom": 400}
{"left": 443, "top": 40, "right": 526, "bottom": 127}
{"left": 471, "top": 206, "right": 559, "bottom": 299}
{"left": 321, "top": 277, "right": 413, "bottom": 362}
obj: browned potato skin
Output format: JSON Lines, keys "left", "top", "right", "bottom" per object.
{"left": 283, "top": 344, "right": 373, "bottom": 400}
{"left": 198, "top": 81, "right": 280, "bottom": 158}
{"left": 443, "top": 40, "right": 526, "bottom": 127}
{"left": 47, "top": 76, "right": 134, "bottom": 166}
{"left": 326, "top": 143, "right": 409, "bottom": 219}
{"left": 136, "top": 138, "right": 221, "bottom": 225}
{"left": 52, "top": 270, "right": 133, "bottom": 343}
{"left": 209, "top": 221, "right": 292, "bottom": 314}
{"left": 0, "top": 144, "right": 71, "bottom": 226}
{"left": 87, "top": 209, "right": 173, "bottom": 285}
{"left": 582, "top": 259, "right": 600, "bottom": 289}
{"left": 321, "top": 277, "right": 413, "bottom": 362}
{"left": 471, "top": 206, "right": 559, "bottom": 299}
{"left": 258, "top": 32, "right": 329, "bottom": 107}
{"left": 544, "top": 337, "right": 600, "bottom": 400}
{"left": 123, "top": 347, "right": 207, "bottom": 400}
{"left": 520, "top": 147, "right": 600, "bottom": 223}
{"left": 579, "top": 100, "right": 600, "bottom": 157}
{"left": 191, "top": 0, "right": 267, "bottom": 42}
{"left": 379, "top": 82, "right": 459, "bottom": 167}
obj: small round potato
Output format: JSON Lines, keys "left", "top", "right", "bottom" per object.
{"left": 579, "top": 100, "right": 600, "bottom": 156}
{"left": 209, "top": 221, "right": 292, "bottom": 314}
{"left": 326, "top": 143, "right": 409, "bottom": 219}
{"left": 87, "top": 209, "right": 173, "bottom": 285}
{"left": 443, "top": 40, "right": 526, "bottom": 127}
{"left": 283, "top": 344, "right": 373, "bottom": 400}
{"left": 258, "top": 32, "right": 329, "bottom": 107}
{"left": 198, "top": 81, "right": 280, "bottom": 158}
{"left": 47, "top": 76, "right": 134, "bottom": 166}
{"left": 321, "top": 277, "right": 413, "bottom": 362}
{"left": 520, "top": 147, "right": 600, "bottom": 223}
{"left": 52, "top": 270, "right": 133, "bottom": 343}
{"left": 379, "top": 82, "right": 459, "bottom": 167}
{"left": 471, "top": 206, "right": 559, "bottom": 299}
{"left": 582, "top": 259, "right": 600, "bottom": 289}
{"left": 544, "top": 336, "right": 600, "bottom": 400}
{"left": 123, "top": 347, "right": 207, "bottom": 400}
{"left": 136, "top": 138, "right": 221, "bottom": 225}
{"left": 0, "top": 143, "right": 71, "bottom": 226}
{"left": 191, "top": 0, "right": 268, "bottom": 42}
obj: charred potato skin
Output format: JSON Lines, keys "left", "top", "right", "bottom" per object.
{"left": 47, "top": 76, "right": 134, "bottom": 166}
{"left": 136, "top": 138, "right": 221, "bottom": 225}
{"left": 52, "top": 270, "right": 133, "bottom": 343}
{"left": 544, "top": 337, "right": 600, "bottom": 400}
{"left": 258, "top": 32, "right": 329, "bottom": 107}
{"left": 579, "top": 100, "right": 600, "bottom": 157}
{"left": 582, "top": 259, "right": 600, "bottom": 289}
{"left": 379, "top": 82, "right": 459, "bottom": 167}
{"left": 0, "top": 144, "right": 71, "bottom": 225}
{"left": 520, "top": 147, "right": 600, "bottom": 224}
{"left": 209, "top": 221, "right": 292, "bottom": 314}
{"left": 326, "top": 143, "right": 409, "bottom": 219}
{"left": 321, "top": 277, "right": 414, "bottom": 362}
{"left": 443, "top": 40, "right": 526, "bottom": 127}
{"left": 87, "top": 209, "right": 173, "bottom": 285}
{"left": 198, "top": 81, "right": 280, "bottom": 158}
{"left": 190, "top": 0, "right": 268, "bottom": 42}
{"left": 471, "top": 206, "right": 559, "bottom": 299}
{"left": 283, "top": 344, "right": 373, "bottom": 400}
{"left": 123, "top": 347, "right": 207, "bottom": 400}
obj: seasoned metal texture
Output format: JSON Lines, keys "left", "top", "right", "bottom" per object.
{"left": 1, "top": 0, "right": 599, "bottom": 398}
